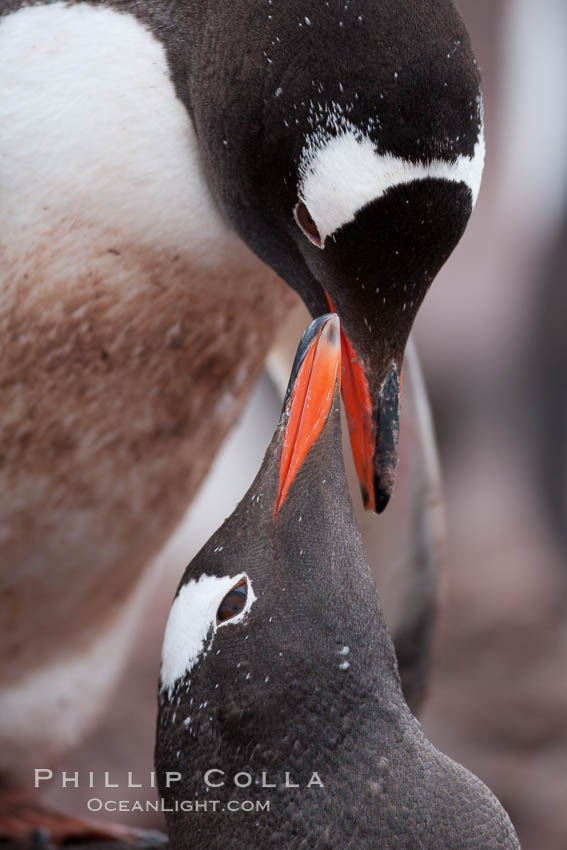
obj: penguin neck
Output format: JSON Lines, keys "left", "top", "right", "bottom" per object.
{"left": 158, "top": 612, "right": 409, "bottom": 790}
{"left": 158, "top": 644, "right": 414, "bottom": 850}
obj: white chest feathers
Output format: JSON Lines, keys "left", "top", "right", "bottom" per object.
{"left": 0, "top": 1, "right": 240, "bottom": 267}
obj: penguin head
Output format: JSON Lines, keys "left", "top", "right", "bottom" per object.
{"left": 156, "top": 315, "right": 402, "bottom": 849}
{"left": 156, "top": 316, "right": 519, "bottom": 849}
{"left": 194, "top": 0, "right": 483, "bottom": 513}
{"left": 157, "top": 315, "right": 398, "bottom": 741}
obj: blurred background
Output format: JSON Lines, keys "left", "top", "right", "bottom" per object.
{"left": 44, "top": 2, "right": 567, "bottom": 847}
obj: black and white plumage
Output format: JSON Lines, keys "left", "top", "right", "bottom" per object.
{"left": 0, "top": 0, "right": 483, "bottom": 801}
{"left": 156, "top": 316, "right": 519, "bottom": 850}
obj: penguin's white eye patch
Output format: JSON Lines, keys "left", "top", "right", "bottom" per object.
{"left": 217, "top": 577, "right": 248, "bottom": 623}
{"left": 160, "top": 571, "right": 257, "bottom": 695}
{"left": 297, "top": 125, "right": 485, "bottom": 247}
{"left": 294, "top": 201, "right": 323, "bottom": 247}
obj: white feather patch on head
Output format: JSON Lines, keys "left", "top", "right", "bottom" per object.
{"left": 297, "top": 102, "right": 485, "bottom": 246}
{"left": 160, "top": 572, "right": 257, "bottom": 696}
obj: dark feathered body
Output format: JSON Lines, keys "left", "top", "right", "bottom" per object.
{"left": 156, "top": 319, "right": 519, "bottom": 849}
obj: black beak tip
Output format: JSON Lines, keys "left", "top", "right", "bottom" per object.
{"left": 373, "top": 480, "right": 392, "bottom": 514}
{"left": 359, "top": 482, "right": 392, "bottom": 513}
{"left": 372, "top": 360, "right": 401, "bottom": 514}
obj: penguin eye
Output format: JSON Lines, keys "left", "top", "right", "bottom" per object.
{"left": 217, "top": 577, "right": 248, "bottom": 623}
{"left": 294, "top": 201, "right": 323, "bottom": 247}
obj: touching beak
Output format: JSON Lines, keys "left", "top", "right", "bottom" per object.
{"left": 325, "top": 294, "right": 399, "bottom": 514}
{"left": 275, "top": 314, "right": 341, "bottom": 516}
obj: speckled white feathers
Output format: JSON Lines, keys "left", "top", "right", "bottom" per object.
{"left": 297, "top": 104, "right": 485, "bottom": 246}
{"left": 160, "top": 573, "right": 257, "bottom": 695}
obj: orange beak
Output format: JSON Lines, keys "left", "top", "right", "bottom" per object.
{"left": 325, "top": 294, "right": 376, "bottom": 511}
{"left": 275, "top": 314, "right": 341, "bottom": 516}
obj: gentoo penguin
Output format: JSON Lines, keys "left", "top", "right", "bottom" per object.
{"left": 0, "top": 0, "right": 484, "bottom": 825}
{"left": 156, "top": 315, "right": 519, "bottom": 849}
